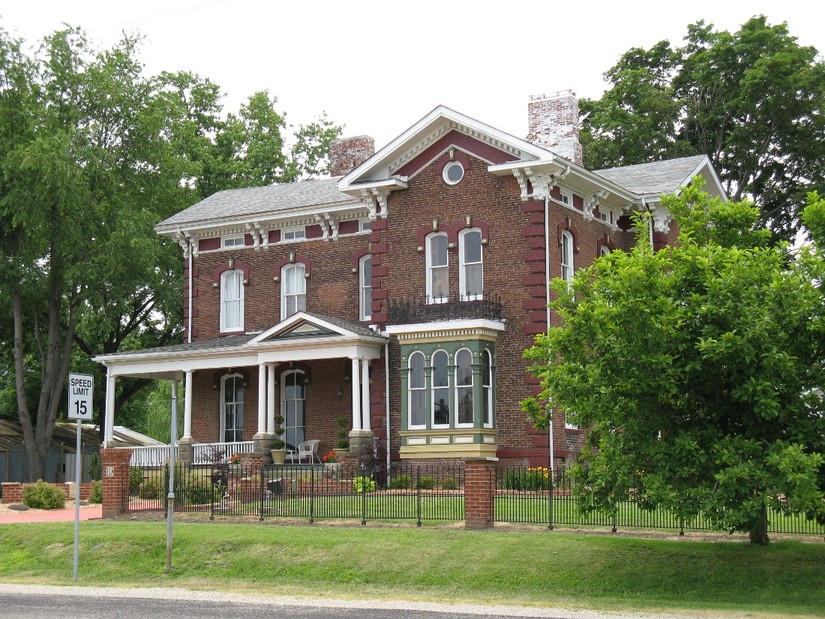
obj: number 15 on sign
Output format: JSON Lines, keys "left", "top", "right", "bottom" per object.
{"left": 68, "top": 373, "right": 94, "bottom": 420}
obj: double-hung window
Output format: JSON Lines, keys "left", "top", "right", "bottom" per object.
{"left": 281, "top": 263, "right": 306, "bottom": 319}
{"left": 408, "top": 352, "right": 426, "bottom": 429}
{"left": 431, "top": 350, "right": 450, "bottom": 427}
{"left": 455, "top": 349, "right": 473, "bottom": 426}
{"left": 482, "top": 349, "right": 493, "bottom": 428}
{"left": 220, "top": 269, "right": 244, "bottom": 333}
{"left": 459, "top": 229, "right": 483, "bottom": 300}
{"left": 561, "top": 231, "right": 574, "bottom": 285}
{"left": 359, "top": 255, "right": 372, "bottom": 321}
{"left": 426, "top": 232, "right": 449, "bottom": 303}
{"left": 221, "top": 374, "right": 244, "bottom": 443}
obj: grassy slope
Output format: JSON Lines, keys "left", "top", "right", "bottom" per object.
{"left": 0, "top": 521, "right": 823, "bottom": 617}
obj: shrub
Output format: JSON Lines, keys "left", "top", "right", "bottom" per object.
{"left": 441, "top": 477, "right": 459, "bottom": 491}
{"left": 389, "top": 474, "right": 411, "bottom": 490}
{"left": 417, "top": 476, "right": 437, "bottom": 490}
{"left": 88, "top": 452, "right": 102, "bottom": 481}
{"left": 88, "top": 481, "right": 103, "bottom": 504}
{"left": 500, "top": 467, "right": 551, "bottom": 491}
{"left": 22, "top": 481, "right": 66, "bottom": 509}
{"left": 353, "top": 475, "right": 376, "bottom": 494}
{"left": 139, "top": 479, "right": 162, "bottom": 500}
{"left": 187, "top": 483, "right": 212, "bottom": 505}
{"left": 129, "top": 467, "right": 144, "bottom": 494}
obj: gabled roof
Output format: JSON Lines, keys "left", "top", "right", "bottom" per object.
{"left": 338, "top": 105, "right": 554, "bottom": 192}
{"left": 155, "top": 178, "right": 355, "bottom": 235}
{"left": 594, "top": 155, "right": 724, "bottom": 199}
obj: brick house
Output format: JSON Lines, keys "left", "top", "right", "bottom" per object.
{"left": 94, "top": 91, "right": 725, "bottom": 469}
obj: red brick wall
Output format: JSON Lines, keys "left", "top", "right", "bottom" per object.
{"left": 100, "top": 448, "right": 132, "bottom": 518}
{"left": 464, "top": 459, "right": 496, "bottom": 529}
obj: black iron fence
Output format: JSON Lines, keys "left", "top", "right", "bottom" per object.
{"left": 493, "top": 464, "right": 825, "bottom": 536}
{"left": 122, "top": 461, "right": 824, "bottom": 536}
{"left": 126, "top": 462, "right": 465, "bottom": 525}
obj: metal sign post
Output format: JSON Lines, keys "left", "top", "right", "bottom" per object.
{"left": 68, "top": 373, "right": 94, "bottom": 582}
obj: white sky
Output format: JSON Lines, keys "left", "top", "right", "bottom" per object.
{"left": 2, "top": 1, "right": 823, "bottom": 148}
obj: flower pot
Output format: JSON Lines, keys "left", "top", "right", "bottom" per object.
{"left": 270, "top": 449, "right": 287, "bottom": 465}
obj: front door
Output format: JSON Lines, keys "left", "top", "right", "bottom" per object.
{"left": 282, "top": 370, "right": 306, "bottom": 450}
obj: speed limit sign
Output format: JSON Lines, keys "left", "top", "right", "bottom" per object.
{"left": 68, "top": 373, "right": 94, "bottom": 420}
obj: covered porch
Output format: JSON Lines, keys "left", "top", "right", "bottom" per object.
{"left": 94, "top": 313, "right": 388, "bottom": 465}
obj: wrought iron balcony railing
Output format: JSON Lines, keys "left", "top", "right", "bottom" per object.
{"left": 387, "top": 293, "right": 503, "bottom": 325}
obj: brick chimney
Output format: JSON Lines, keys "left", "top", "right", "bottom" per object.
{"left": 526, "top": 90, "right": 583, "bottom": 165}
{"left": 330, "top": 136, "right": 375, "bottom": 177}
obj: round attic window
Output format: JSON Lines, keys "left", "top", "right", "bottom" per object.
{"left": 442, "top": 161, "right": 464, "bottom": 185}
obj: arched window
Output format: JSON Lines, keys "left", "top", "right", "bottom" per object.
{"left": 482, "top": 349, "right": 493, "bottom": 428}
{"left": 432, "top": 350, "right": 450, "bottom": 427}
{"left": 561, "top": 230, "right": 574, "bottom": 285}
{"left": 281, "top": 263, "right": 306, "bottom": 319}
{"left": 600, "top": 245, "right": 611, "bottom": 257}
{"left": 426, "top": 232, "right": 449, "bottom": 303}
{"left": 455, "top": 349, "right": 473, "bottom": 426}
{"left": 459, "top": 229, "right": 483, "bottom": 300}
{"left": 221, "top": 374, "right": 244, "bottom": 443}
{"left": 281, "top": 370, "right": 306, "bottom": 450}
{"left": 220, "top": 270, "right": 244, "bottom": 332}
{"left": 408, "top": 352, "right": 426, "bottom": 429}
{"left": 359, "top": 255, "right": 372, "bottom": 321}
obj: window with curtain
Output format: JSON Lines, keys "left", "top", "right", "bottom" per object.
{"left": 455, "top": 349, "right": 474, "bottom": 426}
{"left": 220, "top": 269, "right": 244, "bottom": 332}
{"left": 281, "top": 263, "right": 306, "bottom": 319}
{"left": 221, "top": 374, "right": 244, "bottom": 443}
{"left": 426, "top": 232, "right": 448, "bottom": 303}
{"left": 459, "top": 229, "right": 483, "bottom": 300}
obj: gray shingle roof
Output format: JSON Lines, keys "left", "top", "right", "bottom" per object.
{"left": 594, "top": 155, "right": 708, "bottom": 196}
{"left": 158, "top": 178, "right": 354, "bottom": 229}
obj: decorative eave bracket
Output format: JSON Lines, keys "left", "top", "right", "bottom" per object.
{"left": 512, "top": 165, "right": 570, "bottom": 201}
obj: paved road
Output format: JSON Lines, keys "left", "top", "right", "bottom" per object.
{"left": 0, "top": 585, "right": 663, "bottom": 619}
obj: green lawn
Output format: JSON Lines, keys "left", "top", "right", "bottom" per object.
{"left": 1, "top": 521, "right": 823, "bottom": 617}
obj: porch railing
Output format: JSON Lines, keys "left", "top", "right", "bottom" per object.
{"left": 129, "top": 445, "right": 175, "bottom": 468}
{"left": 192, "top": 441, "right": 254, "bottom": 465}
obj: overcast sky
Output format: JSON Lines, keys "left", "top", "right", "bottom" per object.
{"left": 2, "top": 1, "right": 823, "bottom": 148}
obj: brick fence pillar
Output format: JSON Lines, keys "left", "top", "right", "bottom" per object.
{"left": 100, "top": 448, "right": 132, "bottom": 519}
{"left": 464, "top": 458, "right": 497, "bottom": 529}
{"left": 1, "top": 482, "right": 23, "bottom": 504}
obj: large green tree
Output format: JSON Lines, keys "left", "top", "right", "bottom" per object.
{"left": 0, "top": 26, "right": 342, "bottom": 477}
{"left": 581, "top": 16, "right": 825, "bottom": 241}
{"left": 523, "top": 185, "right": 825, "bottom": 544}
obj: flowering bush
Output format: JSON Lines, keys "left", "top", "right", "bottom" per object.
{"left": 321, "top": 450, "right": 337, "bottom": 463}
{"left": 229, "top": 452, "right": 242, "bottom": 464}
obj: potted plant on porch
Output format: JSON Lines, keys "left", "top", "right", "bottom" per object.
{"left": 271, "top": 415, "right": 287, "bottom": 465}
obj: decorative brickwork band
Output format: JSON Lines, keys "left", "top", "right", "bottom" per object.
{"left": 100, "top": 448, "right": 132, "bottom": 519}
{"left": 464, "top": 458, "right": 497, "bottom": 529}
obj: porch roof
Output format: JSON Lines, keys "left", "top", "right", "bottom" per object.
{"left": 94, "top": 312, "right": 388, "bottom": 380}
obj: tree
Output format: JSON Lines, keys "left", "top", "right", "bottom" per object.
{"left": 0, "top": 26, "right": 342, "bottom": 479}
{"left": 523, "top": 184, "right": 825, "bottom": 544}
{"left": 581, "top": 16, "right": 825, "bottom": 241}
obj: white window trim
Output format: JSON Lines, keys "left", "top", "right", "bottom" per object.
{"left": 281, "top": 263, "right": 306, "bottom": 320}
{"left": 220, "top": 269, "right": 244, "bottom": 333}
{"left": 482, "top": 348, "right": 493, "bottom": 429}
{"left": 359, "top": 255, "right": 372, "bottom": 321}
{"left": 408, "top": 352, "right": 427, "bottom": 430}
{"left": 426, "top": 232, "right": 449, "bottom": 304}
{"left": 561, "top": 230, "right": 574, "bottom": 284}
{"left": 220, "top": 374, "right": 244, "bottom": 443}
{"left": 559, "top": 189, "right": 572, "bottom": 206}
{"left": 458, "top": 228, "right": 483, "bottom": 301}
{"left": 564, "top": 410, "right": 579, "bottom": 430}
{"left": 431, "top": 349, "right": 451, "bottom": 429}
{"left": 222, "top": 235, "right": 245, "bottom": 248}
{"left": 454, "top": 348, "right": 474, "bottom": 428}
{"left": 281, "top": 226, "right": 306, "bottom": 242}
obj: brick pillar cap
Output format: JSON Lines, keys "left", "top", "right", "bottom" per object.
{"left": 466, "top": 457, "right": 500, "bottom": 462}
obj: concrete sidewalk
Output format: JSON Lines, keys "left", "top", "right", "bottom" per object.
{"left": 0, "top": 504, "right": 102, "bottom": 524}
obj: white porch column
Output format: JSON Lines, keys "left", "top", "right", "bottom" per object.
{"left": 351, "top": 357, "right": 362, "bottom": 431}
{"left": 183, "top": 370, "right": 193, "bottom": 440}
{"left": 267, "top": 363, "right": 276, "bottom": 434}
{"left": 104, "top": 368, "right": 115, "bottom": 447}
{"left": 257, "top": 362, "right": 267, "bottom": 435}
{"left": 360, "top": 358, "right": 371, "bottom": 432}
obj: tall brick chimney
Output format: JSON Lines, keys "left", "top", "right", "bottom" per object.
{"left": 526, "top": 90, "right": 583, "bottom": 165}
{"left": 330, "top": 135, "right": 375, "bottom": 177}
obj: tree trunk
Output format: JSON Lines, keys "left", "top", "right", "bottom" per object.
{"left": 12, "top": 289, "right": 42, "bottom": 481}
{"left": 748, "top": 503, "right": 770, "bottom": 545}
